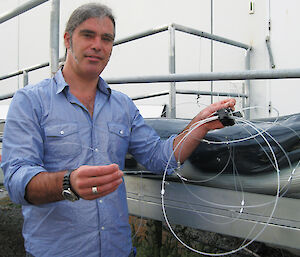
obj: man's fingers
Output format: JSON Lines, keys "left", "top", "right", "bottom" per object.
{"left": 86, "top": 187, "right": 119, "bottom": 200}
{"left": 80, "top": 178, "right": 123, "bottom": 199}
{"left": 77, "top": 170, "right": 123, "bottom": 189}
{"left": 208, "top": 98, "right": 236, "bottom": 115}
{"left": 70, "top": 164, "right": 124, "bottom": 200}
{"left": 77, "top": 164, "right": 120, "bottom": 178}
{"left": 224, "top": 99, "right": 236, "bottom": 109}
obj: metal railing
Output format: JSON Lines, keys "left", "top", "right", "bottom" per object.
{"left": 0, "top": 0, "right": 251, "bottom": 118}
{"left": 113, "top": 23, "right": 251, "bottom": 118}
{"left": 0, "top": 0, "right": 59, "bottom": 81}
{"left": 0, "top": 0, "right": 48, "bottom": 24}
{"left": 1, "top": 0, "right": 300, "bottom": 119}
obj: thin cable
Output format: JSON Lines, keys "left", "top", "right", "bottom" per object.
{"left": 201, "top": 106, "right": 280, "bottom": 145}
{"left": 175, "top": 146, "right": 232, "bottom": 183}
{"left": 175, "top": 117, "right": 281, "bottom": 209}
{"left": 161, "top": 113, "right": 281, "bottom": 256}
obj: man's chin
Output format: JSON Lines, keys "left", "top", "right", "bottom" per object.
{"left": 84, "top": 69, "right": 103, "bottom": 80}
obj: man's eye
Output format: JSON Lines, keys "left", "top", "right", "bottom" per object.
{"left": 84, "top": 33, "right": 93, "bottom": 38}
{"left": 102, "top": 36, "right": 114, "bottom": 42}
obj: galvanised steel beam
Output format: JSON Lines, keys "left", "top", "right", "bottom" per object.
{"left": 0, "top": 0, "right": 49, "bottom": 24}
{"left": 106, "top": 69, "right": 300, "bottom": 84}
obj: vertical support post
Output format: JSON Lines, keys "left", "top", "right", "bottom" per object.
{"left": 210, "top": 0, "right": 214, "bottom": 104}
{"left": 50, "top": 0, "right": 60, "bottom": 76}
{"left": 244, "top": 48, "right": 251, "bottom": 119}
{"left": 168, "top": 24, "right": 176, "bottom": 118}
{"left": 23, "top": 70, "right": 28, "bottom": 87}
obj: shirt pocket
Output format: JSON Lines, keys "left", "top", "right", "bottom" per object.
{"left": 107, "top": 122, "right": 130, "bottom": 161}
{"left": 44, "top": 123, "right": 82, "bottom": 159}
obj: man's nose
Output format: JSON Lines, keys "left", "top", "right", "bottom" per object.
{"left": 92, "top": 36, "right": 102, "bottom": 51}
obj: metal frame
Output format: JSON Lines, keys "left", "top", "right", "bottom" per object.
{"left": 105, "top": 68, "right": 300, "bottom": 84}
{"left": 0, "top": 0, "right": 49, "bottom": 24}
{"left": 0, "top": 0, "right": 59, "bottom": 80}
{"left": 114, "top": 23, "right": 252, "bottom": 118}
{"left": 1, "top": 3, "right": 252, "bottom": 117}
{"left": 50, "top": 0, "right": 60, "bottom": 75}
{"left": 125, "top": 175, "right": 300, "bottom": 251}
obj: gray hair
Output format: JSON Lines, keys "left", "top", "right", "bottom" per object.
{"left": 65, "top": 3, "right": 116, "bottom": 39}
{"left": 62, "top": 3, "right": 115, "bottom": 62}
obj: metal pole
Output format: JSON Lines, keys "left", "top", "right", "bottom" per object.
{"left": 266, "top": 36, "right": 275, "bottom": 69}
{"left": 0, "top": 0, "right": 49, "bottom": 24}
{"left": 176, "top": 89, "right": 247, "bottom": 98}
{"left": 173, "top": 24, "right": 251, "bottom": 50}
{"left": 106, "top": 68, "right": 300, "bottom": 84}
{"left": 114, "top": 26, "right": 168, "bottom": 46}
{"left": 210, "top": 0, "right": 214, "bottom": 104}
{"left": 23, "top": 70, "right": 28, "bottom": 87}
{"left": 0, "top": 93, "right": 15, "bottom": 101}
{"left": 0, "top": 62, "right": 50, "bottom": 81}
{"left": 244, "top": 48, "right": 251, "bottom": 119}
{"left": 169, "top": 24, "right": 176, "bottom": 118}
{"left": 50, "top": 0, "right": 60, "bottom": 76}
{"left": 131, "top": 91, "right": 169, "bottom": 101}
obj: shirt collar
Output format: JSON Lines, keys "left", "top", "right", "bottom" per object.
{"left": 54, "top": 69, "right": 112, "bottom": 97}
{"left": 54, "top": 69, "right": 68, "bottom": 94}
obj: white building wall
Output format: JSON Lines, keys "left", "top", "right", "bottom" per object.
{"left": 0, "top": 0, "right": 299, "bottom": 119}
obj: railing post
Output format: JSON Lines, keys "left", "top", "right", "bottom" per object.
{"left": 23, "top": 70, "right": 28, "bottom": 87}
{"left": 244, "top": 48, "right": 251, "bottom": 119}
{"left": 168, "top": 24, "right": 176, "bottom": 118}
{"left": 50, "top": 0, "right": 60, "bottom": 76}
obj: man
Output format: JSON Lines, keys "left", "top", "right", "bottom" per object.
{"left": 1, "top": 3, "right": 235, "bottom": 257}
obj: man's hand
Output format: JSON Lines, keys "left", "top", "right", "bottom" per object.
{"left": 195, "top": 98, "right": 236, "bottom": 132}
{"left": 70, "top": 164, "right": 123, "bottom": 200}
{"left": 173, "top": 98, "right": 236, "bottom": 163}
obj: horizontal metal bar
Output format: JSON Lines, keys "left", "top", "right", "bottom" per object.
{"left": 132, "top": 90, "right": 169, "bottom": 101}
{"left": 131, "top": 90, "right": 248, "bottom": 101}
{"left": 0, "top": 0, "right": 49, "bottom": 24}
{"left": 0, "top": 62, "right": 50, "bottom": 81}
{"left": 173, "top": 23, "right": 251, "bottom": 50}
{"left": 113, "top": 23, "right": 251, "bottom": 51}
{"left": 176, "top": 89, "right": 248, "bottom": 98}
{"left": 106, "top": 68, "right": 300, "bottom": 84}
{"left": 125, "top": 176, "right": 300, "bottom": 251}
{"left": 0, "top": 22, "right": 249, "bottom": 81}
{"left": 0, "top": 92, "right": 14, "bottom": 101}
{"left": 0, "top": 56, "right": 66, "bottom": 81}
{"left": 114, "top": 25, "right": 169, "bottom": 46}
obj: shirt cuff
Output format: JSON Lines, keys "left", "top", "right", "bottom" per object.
{"left": 6, "top": 166, "right": 46, "bottom": 205}
{"left": 164, "top": 134, "right": 180, "bottom": 175}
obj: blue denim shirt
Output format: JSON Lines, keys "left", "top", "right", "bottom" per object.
{"left": 1, "top": 70, "right": 177, "bottom": 257}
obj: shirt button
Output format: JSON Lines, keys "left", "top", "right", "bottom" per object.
{"left": 119, "top": 130, "right": 124, "bottom": 135}
{"left": 60, "top": 130, "right": 64, "bottom": 135}
{"left": 101, "top": 226, "right": 105, "bottom": 230}
{"left": 94, "top": 148, "right": 99, "bottom": 152}
{"left": 99, "top": 200, "right": 103, "bottom": 203}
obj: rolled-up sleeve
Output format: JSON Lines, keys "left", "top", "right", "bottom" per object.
{"left": 1, "top": 88, "right": 46, "bottom": 205}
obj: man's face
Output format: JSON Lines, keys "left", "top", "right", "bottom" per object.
{"left": 64, "top": 17, "right": 115, "bottom": 79}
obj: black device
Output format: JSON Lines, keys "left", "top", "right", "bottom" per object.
{"left": 216, "top": 108, "right": 242, "bottom": 126}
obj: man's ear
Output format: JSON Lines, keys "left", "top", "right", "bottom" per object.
{"left": 64, "top": 32, "right": 71, "bottom": 49}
